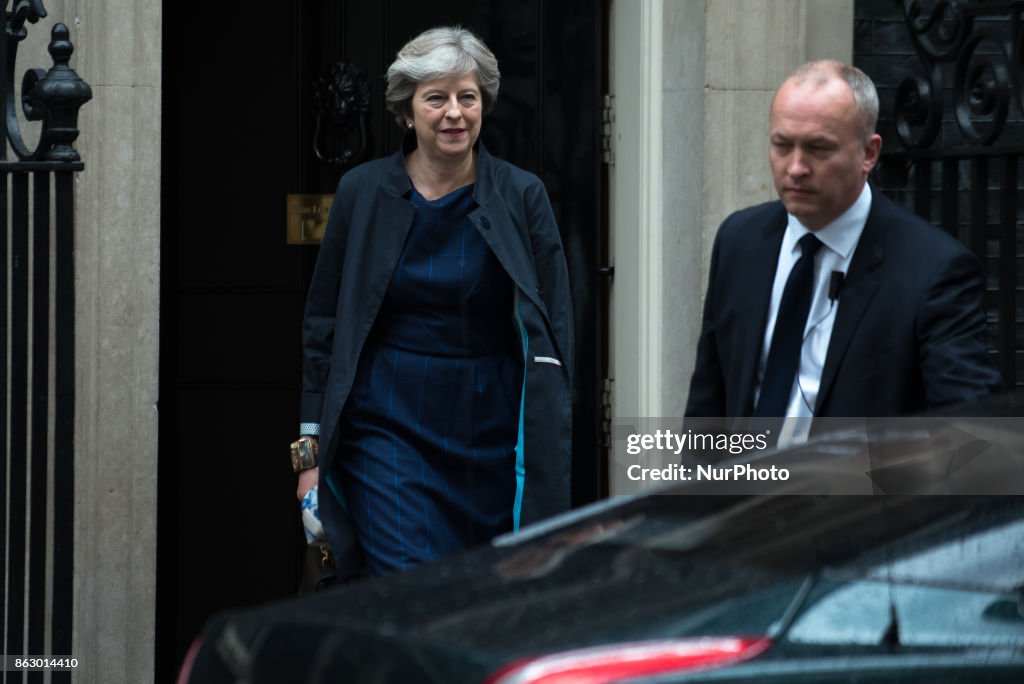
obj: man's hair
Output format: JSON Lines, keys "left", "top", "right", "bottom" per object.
{"left": 787, "top": 60, "right": 879, "bottom": 140}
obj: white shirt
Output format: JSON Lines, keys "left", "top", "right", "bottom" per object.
{"left": 756, "top": 183, "right": 872, "bottom": 436}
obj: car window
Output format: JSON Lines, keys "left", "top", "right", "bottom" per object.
{"left": 861, "top": 518, "right": 1024, "bottom": 593}
{"left": 788, "top": 580, "right": 1024, "bottom": 647}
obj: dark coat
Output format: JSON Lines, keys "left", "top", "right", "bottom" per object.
{"left": 301, "top": 140, "right": 574, "bottom": 577}
{"left": 685, "top": 188, "right": 1001, "bottom": 418}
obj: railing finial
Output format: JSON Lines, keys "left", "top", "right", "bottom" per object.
{"left": 18, "top": 22, "right": 91, "bottom": 161}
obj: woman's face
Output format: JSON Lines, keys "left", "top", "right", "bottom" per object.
{"left": 408, "top": 73, "right": 482, "bottom": 162}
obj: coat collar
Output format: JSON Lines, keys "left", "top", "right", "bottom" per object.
{"left": 379, "top": 134, "right": 415, "bottom": 198}
{"left": 738, "top": 186, "right": 888, "bottom": 416}
{"left": 375, "top": 135, "right": 553, "bottom": 325}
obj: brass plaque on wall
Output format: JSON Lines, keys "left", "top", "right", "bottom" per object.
{"left": 287, "top": 194, "right": 334, "bottom": 245}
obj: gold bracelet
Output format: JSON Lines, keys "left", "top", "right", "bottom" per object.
{"left": 290, "top": 436, "right": 319, "bottom": 473}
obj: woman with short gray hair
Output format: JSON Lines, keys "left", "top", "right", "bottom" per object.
{"left": 385, "top": 25, "right": 500, "bottom": 122}
{"left": 296, "top": 26, "right": 574, "bottom": 578}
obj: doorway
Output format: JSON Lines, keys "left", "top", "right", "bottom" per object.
{"left": 158, "top": 2, "right": 607, "bottom": 679}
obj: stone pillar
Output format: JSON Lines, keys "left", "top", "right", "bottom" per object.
{"left": 700, "top": 0, "right": 855, "bottom": 291}
{"left": 30, "top": 1, "right": 162, "bottom": 681}
{"left": 660, "top": 0, "right": 707, "bottom": 418}
{"left": 610, "top": 0, "right": 852, "bottom": 492}
{"left": 665, "top": 0, "right": 855, "bottom": 416}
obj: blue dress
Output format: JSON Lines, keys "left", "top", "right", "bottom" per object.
{"left": 334, "top": 183, "right": 523, "bottom": 576}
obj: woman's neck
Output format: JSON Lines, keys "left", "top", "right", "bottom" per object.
{"left": 405, "top": 148, "right": 477, "bottom": 201}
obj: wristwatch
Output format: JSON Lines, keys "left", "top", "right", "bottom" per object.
{"left": 290, "top": 436, "right": 319, "bottom": 473}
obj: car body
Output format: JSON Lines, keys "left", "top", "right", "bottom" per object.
{"left": 181, "top": 398, "right": 1024, "bottom": 683}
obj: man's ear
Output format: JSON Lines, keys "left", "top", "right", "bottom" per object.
{"left": 863, "top": 133, "right": 882, "bottom": 173}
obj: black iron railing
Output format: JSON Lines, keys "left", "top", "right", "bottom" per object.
{"left": 876, "top": 0, "right": 1024, "bottom": 388}
{"left": 0, "top": 1, "right": 89, "bottom": 682}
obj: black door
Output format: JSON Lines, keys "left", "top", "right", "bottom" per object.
{"left": 158, "top": 2, "right": 605, "bottom": 680}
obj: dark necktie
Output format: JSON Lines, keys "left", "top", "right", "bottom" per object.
{"left": 754, "top": 233, "right": 823, "bottom": 417}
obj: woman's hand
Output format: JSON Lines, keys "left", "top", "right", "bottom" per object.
{"left": 297, "top": 466, "right": 319, "bottom": 501}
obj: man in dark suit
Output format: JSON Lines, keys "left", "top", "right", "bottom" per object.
{"left": 685, "top": 60, "right": 1001, "bottom": 421}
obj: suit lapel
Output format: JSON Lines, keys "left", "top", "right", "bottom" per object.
{"left": 735, "top": 211, "right": 787, "bottom": 415}
{"left": 470, "top": 206, "right": 540, "bottom": 299}
{"left": 815, "top": 191, "right": 886, "bottom": 413}
{"left": 469, "top": 147, "right": 548, "bottom": 317}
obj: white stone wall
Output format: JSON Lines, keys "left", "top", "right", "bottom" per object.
{"left": 24, "top": 1, "right": 162, "bottom": 681}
